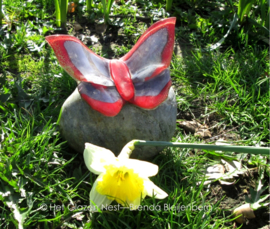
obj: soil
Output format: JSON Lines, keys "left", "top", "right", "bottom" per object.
{"left": 207, "top": 169, "right": 270, "bottom": 229}
{"left": 48, "top": 14, "right": 270, "bottom": 229}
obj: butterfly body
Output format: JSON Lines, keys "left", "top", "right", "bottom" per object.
{"left": 110, "top": 59, "right": 134, "bottom": 101}
{"left": 46, "top": 17, "right": 176, "bottom": 116}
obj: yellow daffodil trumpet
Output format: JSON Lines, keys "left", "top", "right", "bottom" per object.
{"left": 83, "top": 140, "right": 168, "bottom": 211}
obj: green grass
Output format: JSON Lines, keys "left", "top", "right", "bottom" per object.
{"left": 0, "top": 0, "right": 269, "bottom": 228}
{"left": 172, "top": 46, "right": 269, "bottom": 144}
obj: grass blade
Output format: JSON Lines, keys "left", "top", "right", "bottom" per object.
{"left": 0, "top": 0, "right": 2, "bottom": 25}
{"left": 86, "top": 0, "right": 93, "bottom": 13}
{"left": 238, "top": 0, "right": 256, "bottom": 23}
{"left": 60, "top": 0, "right": 68, "bottom": 28}
{"left": 166, "top": 0, "right": 173, "bottom": 12}
{"left": 55, "top": 0, "right": 61, "bottom": 27}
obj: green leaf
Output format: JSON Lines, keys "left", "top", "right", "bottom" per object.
{"left": 55, "top": 0, "right": 61, "bottom": 27}
{"left": 208, "top": 13, "right": 238, "bottom": 51}
{"left": 0, "top": 93, "right": 11, "bottom": 102}
{"left": 134, "top": 140, "right": 270, "bottom": 155}
{"left": 238, "top": 0, "right": 256, "bottom": 23}
{"left": 246, "top": 178, "right": 270, "bottom": 210}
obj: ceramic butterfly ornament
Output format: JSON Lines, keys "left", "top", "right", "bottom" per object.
{"left": 46, "top": 17, "right": 176, "bottom": 117}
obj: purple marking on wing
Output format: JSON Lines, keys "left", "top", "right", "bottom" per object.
{"left": 124, "top": 28, "right": 168, "bottom": 82}
{"left": 133, "top": 69, "right": 170, "bottom": 96}
{"left": 64, "top": 41, "right": 114, "bottom": 86}
{"left": 78, "top": 82, "right": 121, "bottom": 103}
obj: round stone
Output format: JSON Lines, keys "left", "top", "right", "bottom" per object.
{"left": 59, "top": 87, "right": 177, "bottom": 160}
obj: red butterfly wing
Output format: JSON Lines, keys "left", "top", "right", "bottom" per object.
{"left": 46, "top": 35, "right": 123, "bottom": 116}
{"left": 78, "top": 82, "right": 123, "bottom": 117}
{"left": 121, "top": 17, "right": 176, "bottom": 109}
{"left": 46, "top": 35, "right": 113, "bottom": 86}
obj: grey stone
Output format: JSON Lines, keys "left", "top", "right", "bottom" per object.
{"left": 59, "top": 87, "right": 177, "bottom": 160}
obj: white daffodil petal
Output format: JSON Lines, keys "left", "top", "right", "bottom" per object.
{"left": 90, "top": 175, "right": 113, "bottom": 211}
{"left": 124, "top": 159, "right": 159, "bottom": 177}
{"left": 118, "top": 140, "right": 138, "bottom": 159}
{"left": 84, "top": 143, "right": 116, "bottom": 174}
{"left": 144, "top": 179, "right": 168, "bottom": 199}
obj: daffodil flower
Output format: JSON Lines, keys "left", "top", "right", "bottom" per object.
{"left": 83, "top": 140, "right": 168, "bottom": 211}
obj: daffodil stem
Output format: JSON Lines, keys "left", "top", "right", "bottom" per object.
{"left": 133, "top": 140, "right": 270, "bottom": 155}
